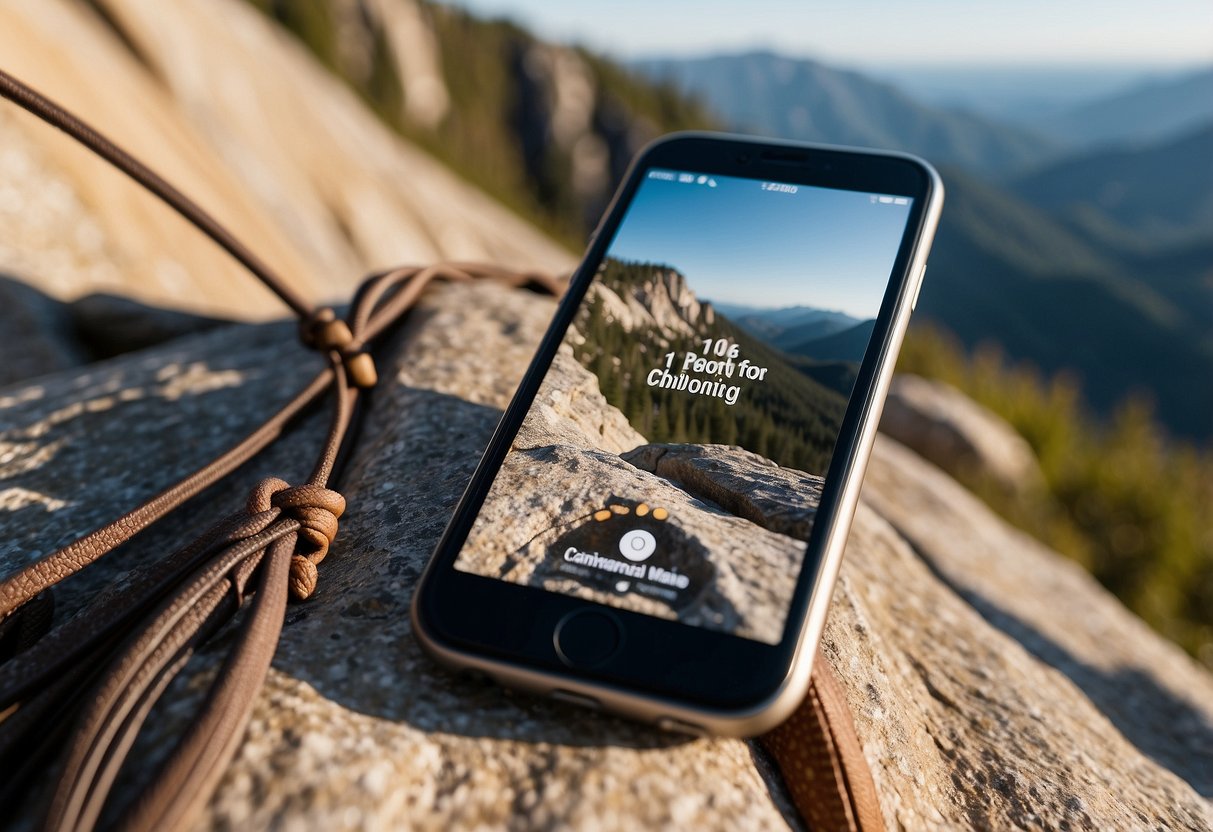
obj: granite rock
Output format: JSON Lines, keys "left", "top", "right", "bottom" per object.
{"left": 880, "top": 372, "right": 1046, "bottom": 496}
{"left": 622, "top": 443, "right": 823, "bottom": 542}
{"left": 1, "top": 281, "right": 1211, "bottom": 830}
{"left": 0, "top": 0, "right": 574, "bottom": 319}
{"left": 863, "top": 436, "right": 1213, "bottom": 799}
{"left": 512, "top": 347, "right": 646, "bottom": 456}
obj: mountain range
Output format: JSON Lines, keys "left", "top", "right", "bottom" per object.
{"left": 1010, "top": 123, "right": 1213, "bottom": 249}
{"left": 634, "top": 52, "right": 1213, "bottom": 164}
{"left": 627, "top": 51, "right": 1213, "bottom": 442}
{"left": 633, "top": 51, "right": 1059, "bottom": 174}
{"left": 712, "top": 303, "right": 875, "bottom": 365}
{"left": 711, "top": 303, "right": 858, "bottom": 347}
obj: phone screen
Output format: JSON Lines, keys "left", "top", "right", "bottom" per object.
{"left": 454, "top": 167, "right": 914, "bottom": 645}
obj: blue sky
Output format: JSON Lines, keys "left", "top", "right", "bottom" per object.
{"left": 606, "top": 171, "right": 912, "bottom": 317}
{"left": 448, "top": 1, "right": 1212, "bottom": 66}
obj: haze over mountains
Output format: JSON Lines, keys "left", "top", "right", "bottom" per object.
{"left": 1010, "top": 123, "right": 1213, "bottom": 248}
{"left": 634, "top": 52, "right": 1060, "bottom": 174}
{"left": 634, "top": 52, "right": 1213, "bottom": 164}
{"left": 1029, "top": 67, "right": 1213, "bottom": 147}
{"left": 712, "top": 302, "right": 858, "bottom": 347}
{"left": 713, "top": 302, "right": 875, "bottom": 365}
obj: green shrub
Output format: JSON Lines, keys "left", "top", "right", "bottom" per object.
{"left": 899, "top": 325, "right": 1213, "bottom": 667}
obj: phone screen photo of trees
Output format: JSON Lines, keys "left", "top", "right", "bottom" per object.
{"left": 574, "top": 257, "right": 860, "bottom": 475}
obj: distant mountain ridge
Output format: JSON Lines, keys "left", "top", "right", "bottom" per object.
{"left": 786, "top": 320, "right": 877, "bottom": 364}
{"left": 712, "top": 302, "right": 860, "bottom": 349}
{"left": 631, "top": 50, "right": 1060, "bottom": 174}
{"left": 918, "top": 167, "right": 1213, "bottom": 441}
{"left": 1010, "top": 123, "right": 1213, "bottom": 249}
{"left": 1029, "top": 67, "right": 1213, "bottom": 147}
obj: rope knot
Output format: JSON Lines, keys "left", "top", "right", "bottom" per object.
{"left": 299, "top": 307, "right": 378, "bottom": 388}
{"left": 247, "top": 478, "right": 346, "bottom": 600}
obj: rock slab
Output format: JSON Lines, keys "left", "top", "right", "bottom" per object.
{"left": 1, "top": 282, "right": 1210, "bottom": 830}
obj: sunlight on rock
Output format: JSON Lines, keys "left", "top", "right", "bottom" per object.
{"left": 155, "top": 362, "right": 246, "bottom": 401}
{"left": 0, "top": 486, "right": 69, "bottom": 512}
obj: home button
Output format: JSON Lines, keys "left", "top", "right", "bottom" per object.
{"left": 554, "top": 609, "right": 623, "bottom": 668}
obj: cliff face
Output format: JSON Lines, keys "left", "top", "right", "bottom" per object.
{"left": 0, "top": 0, "right": 573, "bottom": 319}
{"left": 2, "top": 282, "right": 1211, "bottom": 830}
{"left": 254, "top": 0, "right": 716, "bottom": 243}
{"left": 587, "top": 263, "right": 714, "bottom": 339}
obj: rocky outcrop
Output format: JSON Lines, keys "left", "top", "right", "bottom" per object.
{"left": 623, "top": 443, "right": 823, "bottom": 541}
{"left": 3, "top": 281, "right": 1211, "bottom": 830}
{"left": 360, "top": 0, "right": 451, "bottom": 129}
{"left": 880, "top": 372, "right": 1046, "bottom": 495}
{"left": 589, "top": 265, "right": 714, "bottom": 338}
{"left": 862, "top": 436, "right": 1213, "bottom": 800}
{"left": 511, "top": 348, "right": 646, "bottom": 455}
{"left": 0, "top": 0, "right": 574, "bottom": 318}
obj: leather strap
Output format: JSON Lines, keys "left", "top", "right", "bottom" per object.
{"left": 762, "top": 649, "right": 885, "bottom": 831}
{"left": 0, "top": 67, "right": 881, "bottom": 832}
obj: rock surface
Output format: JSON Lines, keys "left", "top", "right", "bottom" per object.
{"left": 3, "top": 281, "right": 1211, "bottom": 830}
{"left": 623, "top": 443, "right": 824, "bottom": 542}
{"left": 0, "top": 0, "right": 574, "bottom": 319}
{"left": 879, "top": 372, "right": 1046, "bottom": 495}
{"left": 511, "top": 348, "right": 646, "bottom": 455}
{"left": 863, "top": 436, "right": 1213, "bottom": 799}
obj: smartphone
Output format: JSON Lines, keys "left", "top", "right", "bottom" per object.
{"left": 412, "top": 132, "right": 942, "bottom": 736}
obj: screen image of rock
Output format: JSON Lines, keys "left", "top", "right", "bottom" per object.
{"left": 456, "top": 169, "right": 913, "bottom": 644}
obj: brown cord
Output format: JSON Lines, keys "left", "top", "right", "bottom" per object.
{"left": 0, "top": 67, "right": 882, "bottom": 832}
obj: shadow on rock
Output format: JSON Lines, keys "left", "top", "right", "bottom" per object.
{"left": 915, "top": 551, "right": 1213, "bottom": 797}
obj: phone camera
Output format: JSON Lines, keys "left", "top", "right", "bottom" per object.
{"left": 737, "top": 153, "right": 752, "bottom": 164}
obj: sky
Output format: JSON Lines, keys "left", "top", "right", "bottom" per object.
{"left": 606, "top": 170, "right": 912, "bottom": 317}
{"left": 448, "top": 0, "right": 1213, "bottom": 67}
